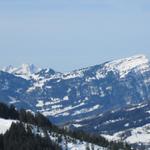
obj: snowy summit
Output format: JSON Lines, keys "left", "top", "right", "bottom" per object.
{"left": 2, "top": 64, "right": 41, "bottom": 79}
{"left": 104, "top": 54, "right": 149, "bottom": 78}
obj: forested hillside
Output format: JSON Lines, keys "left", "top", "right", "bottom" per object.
{"left": 0, "top": 103, "right": 131, "bottom": 150}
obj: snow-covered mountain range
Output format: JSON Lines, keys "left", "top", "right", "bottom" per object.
{"left": 0, "top": 54, "right": 150, "bottom": 149}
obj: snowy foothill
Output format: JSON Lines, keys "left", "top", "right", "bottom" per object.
{"left": 0, "top": 118, "right": 107, "bottom": 150}
{"left": 102, "top": 123, "right": 150, "bottom": 146}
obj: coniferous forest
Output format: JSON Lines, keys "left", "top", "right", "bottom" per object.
{"left": 0, "top": 103, "right": 132, "bottom": 150}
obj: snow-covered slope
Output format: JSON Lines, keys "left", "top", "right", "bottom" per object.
{"left": 102, "top": 123, "right": 150, "bottom": 149}
{"left": 49, "top": 132, "right": 107, "bottom": 150}
{"left": 0, "top": 118, "right": 16, "bottom": 134}
{"left": 0, "top": 118, "right": 106, "bottom": 150}
{"left": 102, "top": 124, "right": 149, "bottom": 144}
{"left": 104, "top": 54, "right": 149, "bottom": 78}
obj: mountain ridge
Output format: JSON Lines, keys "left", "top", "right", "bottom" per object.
{"left": 2, "top": 54, "right": 149, "bottom": 80}
{"left": 0, "top": 54, "right": 150, "bottom": 149}
{"left": 0, "top": 54, "right": 150, "bottom": 120}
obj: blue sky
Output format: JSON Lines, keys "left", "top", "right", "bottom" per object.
{"left": 0, "top": 0, "right": 150, "bottom": 72}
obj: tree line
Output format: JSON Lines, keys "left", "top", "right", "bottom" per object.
{"left": 0, "top": 102, "right": 132, "bottom": 150}
{"left": 0, "top": 122, "right": 61, "bottom": 150}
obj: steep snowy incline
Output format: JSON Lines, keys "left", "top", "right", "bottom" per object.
{"left": 0, "top": 118, "right": 16, "bottom": 134}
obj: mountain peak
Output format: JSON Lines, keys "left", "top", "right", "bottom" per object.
{"left": 20, "top": 64, "right": 40, "bottom": 74}
{"left": 105, "top": 54, "right": 149, "bottom": 78}
{"left": 109, "top": 54, "right": 148, "bottom": 65}
{"left": 2, "top": 64, "right": 41, "bottom": 79}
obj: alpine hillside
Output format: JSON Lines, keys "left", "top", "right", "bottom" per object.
{"left": 0, "top": 54, "right": 150, "bottom": 149}
{"left": 0, "top": 55, "right": 150, "bottom": 123}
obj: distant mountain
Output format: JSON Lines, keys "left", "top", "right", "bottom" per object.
{"left": 2, "top": 64, "right": 41, "bottom": 79}
{"left": 0, "top": 54, "right": 150, "bottom": 149}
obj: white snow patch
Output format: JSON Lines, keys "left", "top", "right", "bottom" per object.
{"left": 42, "top": 103, "right": 85, "bottom": 116}
{"left": 45, "top": 86, "right": 52, "bottom": 89}
{"left": 72, "top": 124, "right": 83, "bottom": 128}
{"left": 63, "top": 96, "right": 69, "bottom": 101}
{"left": 72, "top": 105, "right": 100, "bottom": 116}
{"left": 126, "top": 103, "right": 148, "bottom": 111}
{"left": 51, "top": 105, "right": 62, "bottom": 109}
{"left": 124, "top": 123, "right": 129, "bottom": 127}
{"left": 9, "top": 96, "right": 20, "bottom": 104}
{"left": 62, "top": 69, "right": 85, "bottom": 80}
{"left": 102, "top": 118, "right": 124, "bottom": 125}
{"left": 0, "top": 118, "right": 17, "bottom": 134}
{"left": 96, "top": 71, "right": 106, "bottom": 79}
{"left": 106, "top": 86, "right": 112, "bottom": 91}
{"left": 99, "top": 87, "right": 105, "bottom": 97}
{"left": 146, "top": 110, "right": 150, "bottom": 114}
{"left": 104, "top": 55, "right": 149, "bottom": 78}
{"left": 36, "top": 100, "right": 44, "bottom": 107}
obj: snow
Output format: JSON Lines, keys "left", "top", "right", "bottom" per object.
{"left": 96, "top": 71, "right": 106, "bottom": 79}
{"left": 51, "top": 105, "right": 62, "bottom": 109}
{"left": 48, "top": 98, "right": 62, "bottom": 104}
{"left": 72, "top": 124, "right": 83, "bottom": 128}
{"left": 124, "top": 123, "right": 129, "bottom": 127}
{"left": 0, "top": 118, "right": 107, "bottom": 150}
{"left": 45, "top": 101, "right": 51, "bottom": 106}
{"left": 125, "top": 124, "right": 150, "bottom": 144}
{"left": 9, "top": 96, "right": 20, "bottom": 104}
{"left": 36, "top": 100, "right": 44, "bottom": 107}
{"left": 63, "top": 96, "right": 69, "bottom": 101}
{"left": 0, "top": 120, "right": 103, "bottom": 150}
{"left": 99, "top": 87, "right": 105, "bottom": 97}
{"left": 3, "top": 64, "right": 41, "bottom": 80}
{"left": 27, "top": 78, "right": 49, "bottom": 92}
{"left": 56, "top": 112, "right": 70, "bottom": 117}
{"left": 67, "top": 88, "right": 71, "bottom": 93}
{"left": 72, "top": 105, "right": 100, "bottom": 116}
{"left": 2, "top": 54, "right": 149, "bottom": 82}
{"left": 45, "top": 86, "right": 52, "bottom": 89}
{"left": 0, "top": 118, "right": 17, "bottom": 134}
{"left": 31, "top": 123, "right": 107, "bottom": 150}
{"left": 42, "top": 103, "right": 85, "bottom": 116}
{"left": 102, "top": 123, "right": 150, "bottom": 145}
{"left": 146, "top": 110, "right": 150, "bottom": 114}
{"left": 65, "top": 142, "right": 106, "bottom": 150}
{"left": 85, "top": 77, "right": 96, "bottom": 82}
{"left": 104, "top": 55, "right": 149, "bottom": 78}
{"left": 102, "top": 118, "right": 124, "bottom": 125}
{"left": 62, "top": 69, "right": 86, "bottom": 80}
{"left": 106, "top": 86, "right": 112, "bottom": 91}
{"left": 49, "top": 132, "right": 107, "bottom": 150}
{"left": 126, "top": 103, "right": 148, "bottom": 111}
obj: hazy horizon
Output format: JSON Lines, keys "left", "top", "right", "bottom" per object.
{"left": 0, "top": 0, "right": 150, "bottom": 72}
